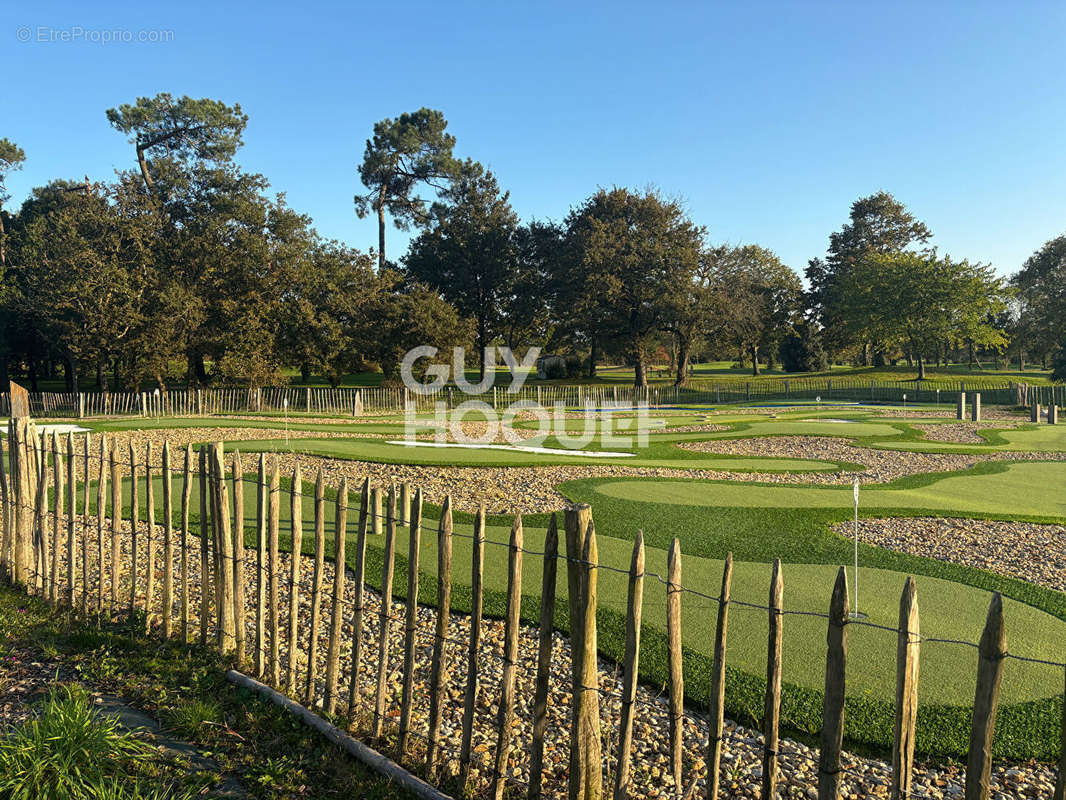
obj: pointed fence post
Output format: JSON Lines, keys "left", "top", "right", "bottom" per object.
{"left": 323, "top": 478, "right": 348, "bottom": 715}
{"left": 891, "top": 577, "right": 920, "bottom": 800}
{"left": 667, "top": 537, "right": 684, "bottom": 794}
{"left": 162, "top": 442, "right": 174, "bottom": 638}
{"left": 964, "top": 593, "right": 1006, "bottom": 800}
{"left": 373, "top": 486, "right": 398, "bottom": 740}
{"left": 287, "top": 466, "right": 303, "bottom": 694}
{"left": 762, "top": 559, "right": 784, "bottom": 800}
{"left": 232, "top": 451, "right": 246, "bottom": 665}
{"left": 255, "top": 454, "right": 267, "bottom": 676}
{"left": 144, "top": 444, "right": 156, "bottom": 635}
{"left": 110, "top": 446, "right": 121, "bottom": 616}
{"left": 459, "top": 505, "right": 486, "bottom": 789}
{"left": 399, "top": 488, "right": 423, "bottom": 754}
{"left": 529, "top": 514, "right": 560, "bottom": 800}
{"left": 818, "top": 567, "right": 849, "bottom": 800}
{"left": 198, "top": 446, "right": 210, "bottom": 646}
{"left": 491, "top": 515, "right": 524, "bottom": 800}
{"left": 426, "top": 495, "right": 453, "bottom": 779}
{"left": 66, "top": 433, "right": 76, "bottom": 609}
{"left": 181, "top": 445, "right": 192, "bottom": 641}
{"left": 612, "top": 530, "right": 644, "bottom": 800}
{"left": 347, "top": 478, "right": 371, "bottom": 725}
{"left": 306, "top": 468, "right": 327, "bottom": 704}
{"left": 706, "top": 553, "right": 734, "bottom": 800}
{"left": 211, "top": 443, "right": 236, "bottom": 654}
{"left": 268, "top": 462, "right": 281, "bottom": 687}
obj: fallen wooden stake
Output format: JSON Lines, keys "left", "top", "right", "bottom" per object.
{"left": 225, "top": 669, "right": 455, "bottom": 800}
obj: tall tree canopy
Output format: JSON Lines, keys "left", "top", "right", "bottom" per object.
{"left": 106, "top": 93, "right": 248, "bottom": 195}
{"left": 354, "top": 108, "right": 458, "bottom": 271}
{"left": 711, "top": 244, "right": 802, "bottom": 375}
{"left": 0, "top": 138, "right": 26, "bottom": 268}
{"left": 564, "top": 188, "right": 703, "bottom": 387}
{"left": 840, "top": 251, "right": 1008, "bottom": 378}
{"left": 404, "top": 160, "right": 519, "bottom": 378}
{"left": 807, "top": 191, "right": 932, "bottom": 360}
{"left": 1011, "top": 235, "right": 1066, "bottom": 367}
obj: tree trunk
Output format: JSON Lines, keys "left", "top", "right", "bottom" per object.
{"left": 634, "top": 357, "right": 647, "bottom": 388}
{"left": 136, "top": 143, "right": 154, "bottom": 192}
{"left": 674, "top": 335, "right": 691, "bottom": 387}
{"left": 477, "top": 319, "right": 488, "bottom": 382}
{"left": 28, "top": 358, "right": 39, "bottom": 392}
{"left": 750, "top": 344, "right": 760, "bottom": 376}
{"left": 917, "top": 355, "right": 926, "bottom": 380}
{"left": 0, "top": 209, "right": 7, "bottom": 269}
{"left": 377, "top": 186, "right": 388, "bottom": 272}
{"left": 588, "top": 335, "right": 597, "bottom": 378}
{"left": 862, "top": 342, "right": 871, "bottom": 367}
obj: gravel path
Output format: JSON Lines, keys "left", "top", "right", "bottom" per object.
{"left": 835, "top": 517, "right": 1066, "bottom": 592}
{"left": 912, "top": 422, "right": 1023, "bottom": 443}
{"left": 23, "top": 515, "right": 1057, "bottom": 799}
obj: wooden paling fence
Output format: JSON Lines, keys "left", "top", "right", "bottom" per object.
{"left": 0, "top": 379, "right": 1051, "bottom": 420}
{"left": 1, "top": 421, "right": 1064, "bottom": 800}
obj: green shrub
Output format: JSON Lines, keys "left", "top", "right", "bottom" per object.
{"left": 0, "top": 684, "right": 200, "bottom": 800}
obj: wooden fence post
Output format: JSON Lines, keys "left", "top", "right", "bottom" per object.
{"left": 110, "top": 445, "right": 121, "bottom": 616}
{"left": 426, "top": 495, "right": 453, "bottom": 778}
{"left": 50, "top": 433, "right": 62, "bottom": 607}
{"left": 181, "top": 445, "right": 192, "bottom": 642}
{"left": 287, "top": 466, "right": 303, "bottom": 694}
{"left": 459, "top": 505, "right": 486, "bottom": 788}
{"left": 306, "top": 468, "right": 327, "bottom": 705}
{"left": 706, "top": 553, "right": 734, "bottom": 800}
{"left": 144, "top": 444, "right": 156, "bottom": 634}
{"left": 373, "top": 486, "right": 398, "bottom": 739}
{"left": 818, "top": 567, "right": 849, "bottom": 800}
{"left": 323, "top": 478, "right": 348, "bottom": 715}
{"left": 612, "top": 530, "right": 644, "bottom": 800}
{"left": 96, "top": 437, "right": 108, "bottom": 617}
{"left": 891, "top": 577, "right": 920, "bottom": 800}
{"left": 762, "top": 559, "right": 784, "bottom": 800}
{"left": 347, "top": 478, "right": 371, "bottom": 725}
{"left": 268, "top": 462, "right": 281, "bottom": 687}
{"left": 66, "top": 433, "right": 76, "bottom": 609}
{"left": 129, "top": 443, "right": 141, "bottom": 626}
{"left": 255, "top": 453, "right": 267, "bottom": 677}
{"left": 529, "top": 514, "right": 559, "bottom": 800}
{"left": 399, "top": 488, "right": 423, "bottom": 754}
{"left": 667, "top": 537, "right": 684, "bottom": 793}
{"left": 211, "top": 443, "right": 236, "bottom": 654}
{"left": 566, "top": 504, "right": 602, "bottom": 800}
{"left": 162, "top": 442, "right": 174, "bottom": 639}
{"left": 490, "top": 515, "right": 524, "bottom": 800}
{"left": 199, "top": 446, "right": 210, "bottom": 646}
{"left": 964, "top": 593, "right": 1006, "bottom": 800}
{"left": 232, "top": 451, "right": 246, "bottom": 665}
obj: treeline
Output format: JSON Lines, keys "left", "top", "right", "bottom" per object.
{"left": 0, "top": 97, "right": 1059, "bottom": 390}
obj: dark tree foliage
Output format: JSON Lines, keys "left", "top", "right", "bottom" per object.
{"left": 354, "top": 108, "right": 458, "bottom": 271}
{"left": 779, "top": 320, "right": 829, "bottom": 373}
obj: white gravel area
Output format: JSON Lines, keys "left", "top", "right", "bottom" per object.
{"left": 835, "top": 516, "right": 1066, "bottom": 592}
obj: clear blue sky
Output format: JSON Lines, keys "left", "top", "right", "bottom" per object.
{"left": 5, "top": 0, "right": 1065, "bottom": 278}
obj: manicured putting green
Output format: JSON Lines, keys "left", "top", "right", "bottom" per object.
{"left": 233, "top": 437, "right": 841, "bottom": 472}
{"left": 588, "top": 461, "right": 1066, "bottom": 517}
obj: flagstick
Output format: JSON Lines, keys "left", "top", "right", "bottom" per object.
{"left": 853, "top": 478, "right": 860, "bottom": 618}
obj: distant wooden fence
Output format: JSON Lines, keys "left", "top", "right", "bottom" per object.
{"left": 1, "top": 422, "right": 1063, "bottom": 800}
{"left": 0, "top": 379, "right": 1055, "bottom": 418}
